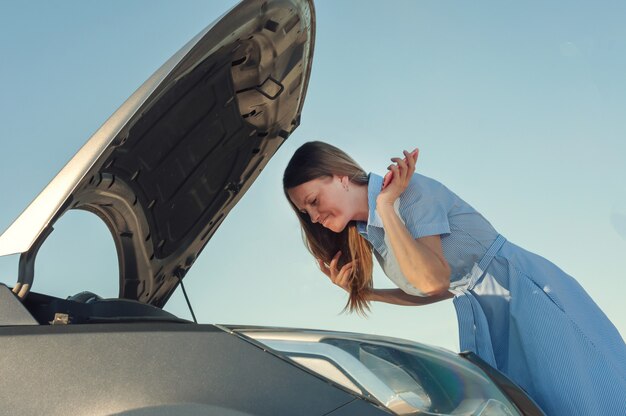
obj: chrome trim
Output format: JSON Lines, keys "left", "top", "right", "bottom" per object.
{"left": 256, "top": 338, "right": 425, "bottom": 414}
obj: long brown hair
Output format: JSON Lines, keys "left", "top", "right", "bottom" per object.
{"left": 283, "top": 141, "right": 374, "bottom": 315}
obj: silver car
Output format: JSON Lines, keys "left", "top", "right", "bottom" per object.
{"left": 0, "top": 0, "right": 544, "bottom": 414}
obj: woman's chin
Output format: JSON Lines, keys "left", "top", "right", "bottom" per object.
{"left": 326, "top": 222, "right": 347, "bottom": 233}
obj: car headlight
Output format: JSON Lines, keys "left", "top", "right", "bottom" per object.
{"left": 254, "top": 334, "right": 521, "bottom": 416}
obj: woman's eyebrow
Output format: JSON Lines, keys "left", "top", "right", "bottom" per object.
{"left": 292, "top": 194, "right": 308, "bottom": 212}
{"left": 303, "top": 192, "right": 315, "bottom": 205}
{"left": 296, "top": 192, "right": 314, "bottom": 212}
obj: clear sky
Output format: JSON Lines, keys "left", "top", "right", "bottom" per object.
{"left": 0, "top": 0, "right": 625, "bottom": 352}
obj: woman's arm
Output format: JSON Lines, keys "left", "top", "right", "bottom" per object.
{"left": 317, "top": 249, "right": 451, "bottom": 304}
{"left": 377, "top": 204, "right": 451, "bottom": 295}
{"left": 366, "top": 288, "right": 452, "bottom": 306}
{"left": 376, "top": 150, "right": 451, "bottom": 296}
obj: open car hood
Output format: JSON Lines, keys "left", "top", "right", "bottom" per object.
{"left": 0, "top": 0, "right": 315, "bottom": 308}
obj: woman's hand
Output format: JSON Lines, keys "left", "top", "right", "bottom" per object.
{"left": 317, "top": 250, "right": 354, "bottom": 293}
{"left": 377, "top": 149, "right": 419, "bottom": 207}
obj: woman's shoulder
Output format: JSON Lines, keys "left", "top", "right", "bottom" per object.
{"left": 402, "top": 173, "right": 456, "bottom": 204}
{"left": 410, "top": 172, "right": 448, "bottom": 186}
{"left": 400, "top": 173, "right": 483, "bottom": 223}
{"left": 395, "top": 173, "right": 455, "bottom": 236}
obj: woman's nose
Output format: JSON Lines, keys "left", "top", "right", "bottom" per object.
{"left": 309, "top": 209, "right": 320, "bottom": 223}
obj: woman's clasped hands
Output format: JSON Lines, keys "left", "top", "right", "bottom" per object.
{"left": 378, "top": 148, "right": 419, "bottom": 207}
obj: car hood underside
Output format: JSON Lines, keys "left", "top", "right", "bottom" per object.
{"left": 0, "top": 0, "right": 315, "bottom": 308}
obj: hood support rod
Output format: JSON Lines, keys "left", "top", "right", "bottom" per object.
{"left": 175, "top": 269, "right": 197, "bottom": 323}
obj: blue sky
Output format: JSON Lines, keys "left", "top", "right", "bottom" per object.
{"left": 1, "top": 0, "right": 625, "bottom": 352}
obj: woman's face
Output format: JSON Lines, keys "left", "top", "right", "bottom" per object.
{"left": 287, "top": 175, "right": 363, "bottom": 233}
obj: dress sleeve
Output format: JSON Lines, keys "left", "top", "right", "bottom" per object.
{"left": 398, "top": 177, "right": 451, "bottom": 239}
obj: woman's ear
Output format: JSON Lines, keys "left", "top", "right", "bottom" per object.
{"left": 338, "top": 175, "right": 350, "bottom": 191}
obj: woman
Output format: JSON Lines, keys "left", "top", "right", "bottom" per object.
{"left": 283, "top": 141, "right": 626, "bottom": 416}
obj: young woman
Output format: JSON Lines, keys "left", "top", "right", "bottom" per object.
{"left": 283, "top": 141, "right": 626, "bottom": 416}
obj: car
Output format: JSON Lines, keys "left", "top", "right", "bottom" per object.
{"left": 0, "top": 0, "right": 545, "bottom": 414}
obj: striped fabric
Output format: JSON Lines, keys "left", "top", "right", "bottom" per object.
{"left": 357, "top": 173, "right": 626, "bottom": 415}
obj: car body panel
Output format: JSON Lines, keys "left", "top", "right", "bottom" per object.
{"left": 0, "top": 322, "right": 389, "bottom": 416}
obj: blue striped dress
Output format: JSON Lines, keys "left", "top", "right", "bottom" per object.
{"left": 356, "top": 173, "right": 626, "bottom": 415}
